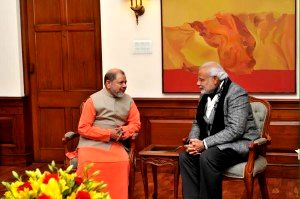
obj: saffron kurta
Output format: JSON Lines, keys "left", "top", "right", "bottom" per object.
{"left": 76, "top": 89, "right": 141, "bottom": 199}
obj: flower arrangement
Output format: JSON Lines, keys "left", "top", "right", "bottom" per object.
{"left": 1, "top": 161, "right": 110, "bottom": 199}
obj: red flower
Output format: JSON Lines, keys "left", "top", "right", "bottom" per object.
{"left": 17, "top": 181, "right": 32, "bottom": 191}
{"left": 37, "top": 194, "right": 51, "bottom": 199}
{"left": 75, "top": 176, "right": 83, "bottom": 185}
{"left": 43, "top": 173, "right": 59, "bottom": 184}
{"left": 76, "top": 190, "right": 91, "bottom": 199}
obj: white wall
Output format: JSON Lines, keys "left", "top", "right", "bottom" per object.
{"left": 0, "top": 0, "right": 298, "bottom": 99}
{"left": 0, "top": 0, "right": 24, "bottom": 97}
{"left": 101, "top": 0, "right": 167, "bottom": 97}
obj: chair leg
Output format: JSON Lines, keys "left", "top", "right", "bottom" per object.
{"left": 258, "top": 172, "right": 269, "bottom": 199}
{"left": 244, "top": 175, "right": 254, "bottom": 199}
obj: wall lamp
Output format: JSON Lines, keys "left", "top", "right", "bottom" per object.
{"left": 130, "top": 0, "right": 145, "bottom": 25}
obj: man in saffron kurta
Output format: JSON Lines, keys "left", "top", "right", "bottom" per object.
{"left": 76, "top": 69, "right": 141, "bottom": 199}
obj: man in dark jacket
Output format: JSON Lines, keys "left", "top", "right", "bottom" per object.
{"left": 179, "top": 61, "right": 259, "bottom": 199}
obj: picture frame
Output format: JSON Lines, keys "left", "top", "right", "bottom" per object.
{"left": 161, "top": 0, "right": 296, "bottom": 93}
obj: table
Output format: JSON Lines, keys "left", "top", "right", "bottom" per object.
{"left": 139, "top": 144, "right": 182, "bottom": 199}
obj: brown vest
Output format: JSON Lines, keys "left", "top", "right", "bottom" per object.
{"left": 78, "top": 89, "right": 133, "bottom": 150}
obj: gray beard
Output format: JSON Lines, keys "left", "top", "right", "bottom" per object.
{"left": 200, "top": 89, "right": 213, "bottom": 95}
{"left": 115, "top": 92, "right": 125, "bottom": 98}
{"left": 110, "top": 88, "right": 125, "bottom": 98}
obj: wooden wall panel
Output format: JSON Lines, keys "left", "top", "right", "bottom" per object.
{"left": 265, "top": 100, "right": 299, "bottom": 178}
{"left": 134, "top": 98, "right": 299, "bottom": 178}
{"left": 269, "top": 122, "right": 298, "bottom": 151}
{"left": 0, "top": 117, "right": 14, "bottom": 144}
{"left": 0, "top": 97, "right": 33, "bottom": 165}
{"left": 149, "top": 120, "right": 192, "bottom": 145}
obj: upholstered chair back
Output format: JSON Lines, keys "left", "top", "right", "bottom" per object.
{"left": 251, "top": 101, "right": 268, "bottom": 137}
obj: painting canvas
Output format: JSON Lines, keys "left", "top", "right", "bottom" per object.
{"left": 162, "top": 0, "right": 296, "bottom": 93}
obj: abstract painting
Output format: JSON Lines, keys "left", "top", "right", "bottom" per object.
{"left": 162, "top": 0, "right": 296, "bottom": 93}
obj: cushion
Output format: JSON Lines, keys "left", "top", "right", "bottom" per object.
{"left": 223, "top": 155, "right": 267, "bottom": 179}
{"left": 251, "top": 102, "right": 267, "bottom": 136}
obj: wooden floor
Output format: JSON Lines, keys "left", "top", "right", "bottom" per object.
{"left": 0, "top": 163, "right": 298, "bottom": 198}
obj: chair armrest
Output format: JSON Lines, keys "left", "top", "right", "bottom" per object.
{"left": 128, "top": 132, "right": 138, "bottom": 152}
{"left": 249, "top": 135, "right": 271, "bottom": 150}
{"left": 245, "top": 136, "right": 271, "bottom": 175}
{"left": 62, "top": 131, "right": 80, "bottom": 144}
{"left": 253, "top": 137, "right": 267, "bottom": 145}
{"left": 129, "top": 132, "right": 138, "bottom": 164}
{"left": 61, "top": 131, "right": 80, "bottom": 169}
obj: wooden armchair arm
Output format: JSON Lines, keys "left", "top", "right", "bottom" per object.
{"left": 62, "top": 131, "right": 79, "bottom": 144}
{"left": 253, "top": 136, "right": 271, "bottom": 146}
{"left": 128, "top": 132, "right": 138, "bottom": 199}
{"left": 62, "top": 131, "right": 80, "bottom": 158}
{"left": 245, "top": 136, "right": 271, "bottom": 175}
{"left": 129, "top": 132, "right": 138, "bottom": 165}
{"left": 61, "top": 131, "right": 80, "bottom": 169}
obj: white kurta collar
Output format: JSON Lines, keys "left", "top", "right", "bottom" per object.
{"left": 205, "top": 81, "right": 224, "bottom": 118}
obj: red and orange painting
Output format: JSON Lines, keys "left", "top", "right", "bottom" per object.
{"left": 162, "top": 0, "right": 296, "bottom": 93}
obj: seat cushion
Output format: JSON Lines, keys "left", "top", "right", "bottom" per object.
{"left": 223, "top": 155, "right": 267, "bottom": 178}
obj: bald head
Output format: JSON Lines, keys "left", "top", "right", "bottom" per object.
{"left": 104, "top": 68, "right": 125, "bottom": 83}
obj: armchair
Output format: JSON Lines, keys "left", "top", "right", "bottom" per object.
{"left": 62, "top": 102, "right": 138, "bottom": 199}
{"left": 222, "top": 96, "right": 271, "bottom": 199}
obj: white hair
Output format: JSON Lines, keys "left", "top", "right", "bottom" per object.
{"left": 201, "top": 61, "right": 228, "bottom": 80}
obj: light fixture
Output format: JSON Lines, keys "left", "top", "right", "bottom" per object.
{"left": 130, "top": 0, "right": 145, "bottom": 25}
